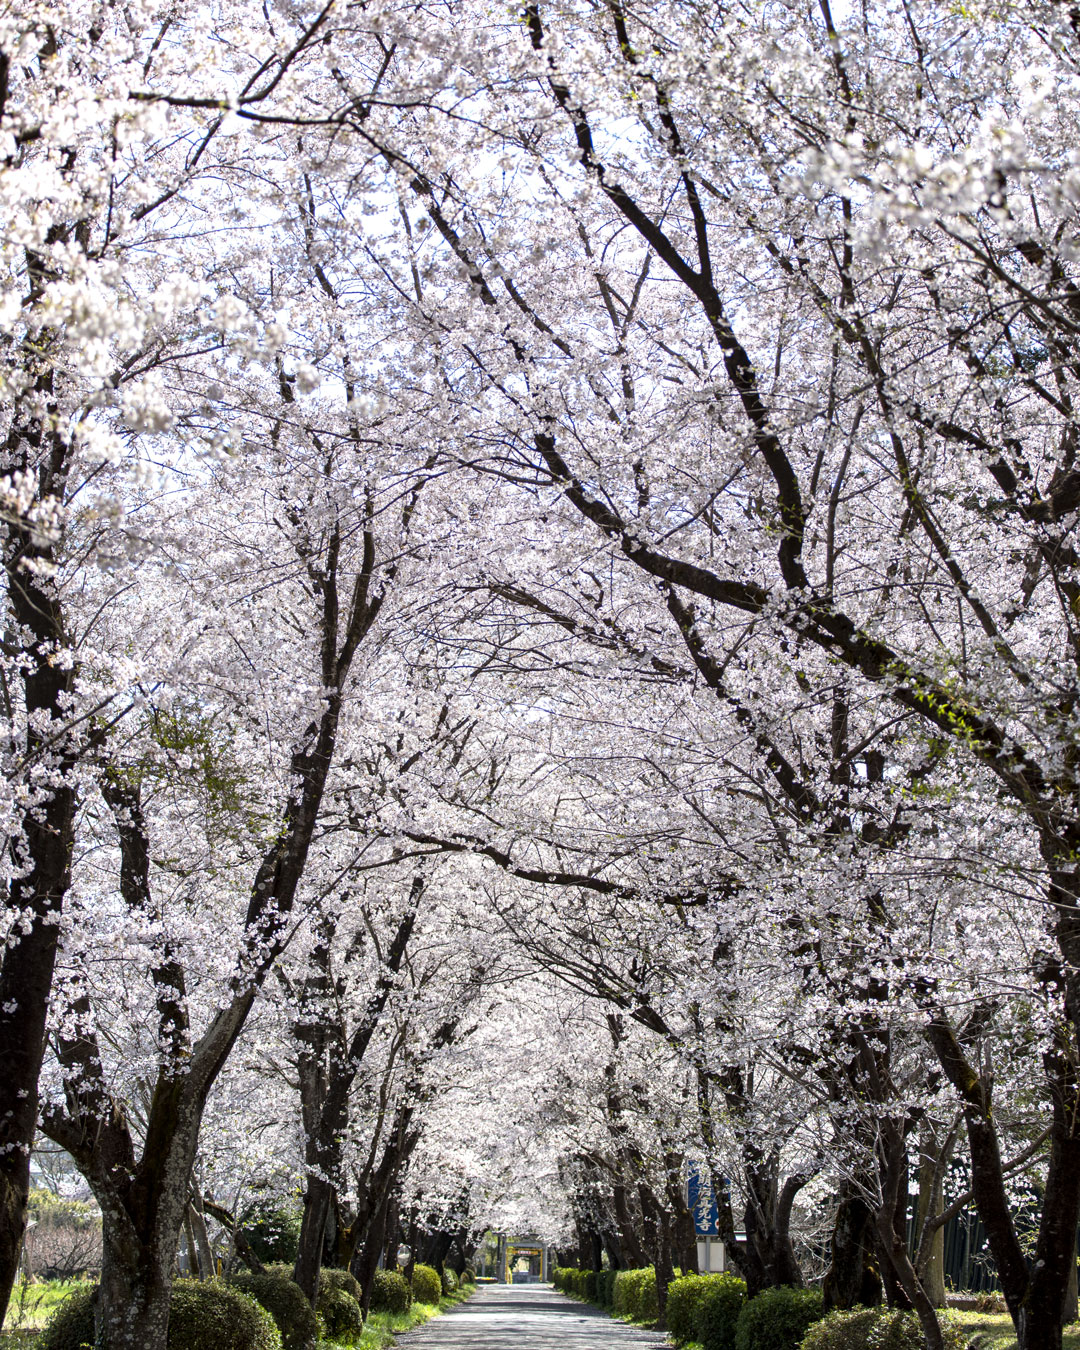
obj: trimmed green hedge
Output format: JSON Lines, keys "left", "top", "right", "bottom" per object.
{"left": 735, "top": 1287, "right": 824, "bottom": 1350}
{"left": 441, "top": 1267, "right": 459, "bottom": 1296}
{"left": 412, "top": 1263, "right": 443, "bottom": 1305}
{"left": 555, "top": 1265, "right": 660, "bottom": 1322}
{"left": 613, "top": 1267, "right": 658, "bottom": 1322}
{"left": 554, "top": 1267, "right": 596, "bottom": 1299}
{"left": 798, "top": 1307, "right": 967, "bottom": 1350}
{"left": 370, "top": 1267, "right": 412, "bottom": 1313}
{"left": 668, "top": 1274, "right": 745, "bottom": 1345}
{"left": 699, "top": 1273, "right": 748, "bottom": 1350}
{"left": 39, "top": 1280, "right": 282, "bottom": 1350}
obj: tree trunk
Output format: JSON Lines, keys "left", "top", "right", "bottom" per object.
{"left": 87, "top": 1119, "right": 198, "bottom": 1350}
{"left": 654, "top": 1212, "right": 675, "bottom": 1323}
{"left": 189, "top": 1194, "right": 216, "bottom": 1279}
{"left": 0, "top": 335, "right": 79, "bottom": 1330}
{"left": 295, "top": 1174, "right": 335, "bottom": 1304}
{"left": 878, "top": 1155, "right": 912, "bottom": 1311}
{"left": 823, "top": 1186, "right": 881, "bottom": 1311}
{"left": 96, "top": 1232, "right": 172, "bottom": 1350}
{"left": 664, "top": 1157, "right": 699, "bottom": 1275}
{"left": 0, "top": 776, "right": 74, "bottom": 1324}
{"left": 926, "top": 1003, "right": 1080, "bottom": 1350}
{"left": 1064, "top": 1244, "right": 1078, "bottom": 1327}
{"left": 873, "top": 1209, "right": 945, "bottom": 1350}
{"left": 602, "top": 1230, "right": 623, "bottom": 1271}
{"left": 292, "top": 897, "right": 421, "bottom": 1305}
{"left": 356, "top": 1194, "right": 391, "bottom": 1317}
{"left": 613, "top": 1184, "right": 645, "bottom": 1267}
{"left": 183, "top": 1208, "right": 199, "bottom": 1277}
{"left": 916, "top": 1129, "right": 948, "bottom": 1309}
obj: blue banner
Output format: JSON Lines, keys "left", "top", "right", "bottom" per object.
{"left": 687, "top": 1160, "right": 720, "bottom": 1237}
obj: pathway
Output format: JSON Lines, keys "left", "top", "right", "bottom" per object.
{"left": 401, "top": 1286, "right": 668, "bottom": 1350}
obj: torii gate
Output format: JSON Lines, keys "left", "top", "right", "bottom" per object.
{"left": 496, "top": 1233, "right": 553, "bottom": 1283}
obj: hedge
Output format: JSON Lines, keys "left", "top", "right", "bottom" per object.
{"left": 412, "top": 1263, "right": 443, "bottom": 1305}
{"left": 39, "top": 1280, "right": 282, "bottom": 1350}
{"left": 698, "top": 1273, "right": 748, "bottom": 1350}
{"left": 317, "top": 1286, "right": 363, "bottom": 1342}
{"left": 668, "top": 1274, "right": 747, "bottom": 1346}
{"left": 370, "top": 1267, "right": 412, "bottom": 1314}
{"left": 553, "top": 1266, "right": 623, "bottom": 1310}
{"left": 735, "top": 1287, "right": 824, "bottom": 1350}
{"left": 319, "top": 1268, "right": 363, "bottom": 1304}
{"left": 441, "top": 1267, "right": 459, "bottom": 1296}
{"left": 613, "top": 1267, "right": 659, "bottom": 1322}
{"left": 798, "top": 1307, "right": 967, "bottom": 1350}
{"left": 229, "top": 1271, "right": 319, "bottom": 1350}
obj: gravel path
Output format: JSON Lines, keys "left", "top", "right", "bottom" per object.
{"left": 399, "top": 1286, "right": 669, "bottom": 1350}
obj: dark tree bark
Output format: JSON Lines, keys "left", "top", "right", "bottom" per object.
{"left": 0, "top": 376, "right": 77, "bottom": 1325}
{"left": 926, "top": 1003, "right": 1080, "bottom": 1350}
{"left": 823, "top": 1186, "right": 882, "bottom": 1312}
{"left": 292, "top": 889, "right": 421, "bottom": 1304}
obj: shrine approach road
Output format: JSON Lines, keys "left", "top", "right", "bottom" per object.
{"left": 399, "top": 1285, "right": 669, "bottom": 1350}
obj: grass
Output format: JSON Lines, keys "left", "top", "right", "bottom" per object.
{"left": 948, "top": 1308, "right": 1080, "bottom": 1349}
{"left": 340, "top": 1287, "right": 475, "bottom": 1350}
{"left": 1, "top": 1279, "right": 91, "bottom": 1338}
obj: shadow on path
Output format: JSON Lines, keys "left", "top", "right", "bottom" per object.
{"left": 400, "top": 1285, "right": 668, "bottom": 1350}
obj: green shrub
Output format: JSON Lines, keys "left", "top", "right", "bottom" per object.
{"left": 412, "top": 1263, "right": 443, "bottom": 1305}
{"left": 668, "top": 1274, "right": 717, "bottom": 1344}
{"left": 319, "top": 1268, "right": 363, "bottom": 1304}
{"left": 170, "top": 1283, "right": 281, "bottom": 1350}
{"left": 38, "top": 1280, "right": 282, "bottom": 1350}
{"left": 462, "top": 1265, "right": 477, "bottom": 1285}
{"left": 32, "top": 1286, "right": 96, "bottom": 1350}
{"left": 317, "top": 1286, "right": 363, "bottom": 1342}
{"left": 370, "top": 1268, "right": 412, "bottom": 1314}
{"left": 441, "top": 1266, "right": 459, "bottom": 1296}
{"left": 597, "top": 1269, "right": 617, "bottom": 1307}
{"left": 798, "top": 1307, "right": 967, "bottom": 1350}
{"left": 584, "top": 1270, "right": 598, "bottom": 1302}
{"left": 229, "top": 1271, "right": 318, "bottom": 1350}
{"left": 557, "top": 1266, "right": 581, "bottom": 1296}
{"left": 735, "top": 1287, "right": 824, "bottom": 1350}
{"left": 614, "top": 1267, "right": 659, "bottom": 1321}
{"left": 242, "top": 1201, "right": 304, "bottom": 1265}
{"left": 699, "top": 1273, "right": 747, "bottom": 1350}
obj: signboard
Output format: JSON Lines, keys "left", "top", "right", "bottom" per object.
{"left": 687, "top": 1160, "right": 720, "bottom": 1237}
